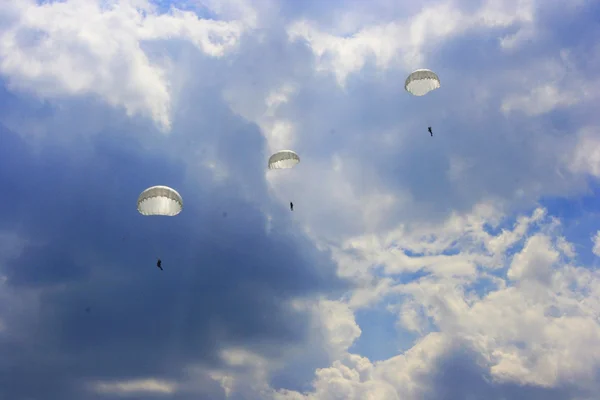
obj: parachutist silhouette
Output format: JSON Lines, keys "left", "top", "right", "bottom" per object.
{"left": 157, "top": 258, "right": 163, "bottom": 271}
{"left": 290, "top": 202, "right": 294, "bottom": 211}
{"left": 428, "top": 127, "right": 433, "bottom": 137}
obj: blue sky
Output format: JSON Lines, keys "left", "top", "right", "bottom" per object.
{"left": 0, "top": 0, "right": 599, "bottom": 399}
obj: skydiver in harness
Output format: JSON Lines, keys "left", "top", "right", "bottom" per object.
{"left": 157, "top": 258, "right": 163, "bottom": 271}
{"left": 428, "top": 127, "right": 433, "bottom": 137}
{"left": 290, "top": 202, "right": 294, "bottom": 211}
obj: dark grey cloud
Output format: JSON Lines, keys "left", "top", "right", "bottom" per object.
{"left": 0, "top": 66, "right": 349, "bottom": 398}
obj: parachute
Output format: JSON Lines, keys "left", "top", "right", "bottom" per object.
{"left": 268, "top": 150, "right": 300, "bottom": 170}
{"left": 137, "top": 186, "right": 183, "bottom": 216}
{"left": 268, "top": 150, "right": 300, "bottom": 211}
{"left": 405, "top": 69, "right": 440, "bottom": 96}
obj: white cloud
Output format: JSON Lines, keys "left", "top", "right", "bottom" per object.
{"left": 0, "top": 0, "right": 252, "bottom": 132}
{"left": 263, "top": 150, "right": 408, "bottom": 239}
{"left": 206, "top": 347, "right": 273, "bottom": 398}
{"left": 500, "top": 50, "right": 600, "bottom": 116}
{"left": 501, "top": 84, "right": 580, "bottom": 116}
{"left": 286, "top": 0, "right": 538, "bottom": 86}
{"left": 593, "top": 231, "right": 600, "bottom": 257}
{"left": 315, "top": 300, "right": 362, "bottom": 356}
{"left": 93, "top": 378, "right": 177, "bottom": 395}
{"left": 274, "top": 333, "right": 451, "bottom": 400}
{"left": 289, "top": 297, "right": 362, "bottom": 357}
{"left": 568, "top": 127, "right": 600, "bottom": 178}
{"left": 270, "top": 206, "right": 600, "bottom": 399}
{"left": 223, "top": 80, "right": 299, "bottom": 173}
{"left": 333, "top": 202, "right": 509, "bottom": 282}
{"left": 507, "top": 234, "right": 559, "bottom": 284}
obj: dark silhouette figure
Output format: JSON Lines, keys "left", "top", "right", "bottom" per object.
{"left": 157, "top": 258, "right": 163, "bottom": 271}
{"left": 290, "top": 202, "right": 294, "bottom": 211}
{"left": 85, "top": 307, "right": 91, "bottom": 313}
{"left": 428, "top": 127, "right": 433, "bottom": 137}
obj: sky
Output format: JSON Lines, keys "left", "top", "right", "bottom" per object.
{"left": 0, "top": 0, "right": 599, "bottom": 399}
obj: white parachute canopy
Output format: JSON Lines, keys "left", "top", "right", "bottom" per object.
{"left": 268, "top": 150, "right": 300, "bottom": 170}
{"left": 137, "top": 185, "right": 183, "bottom": 216}
{"left": 405, "top": 69, "right": 440, "bottom": 96}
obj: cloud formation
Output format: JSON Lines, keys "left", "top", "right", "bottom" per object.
{"left": 0, "top": 0, "right": 599, "bottom": 399}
